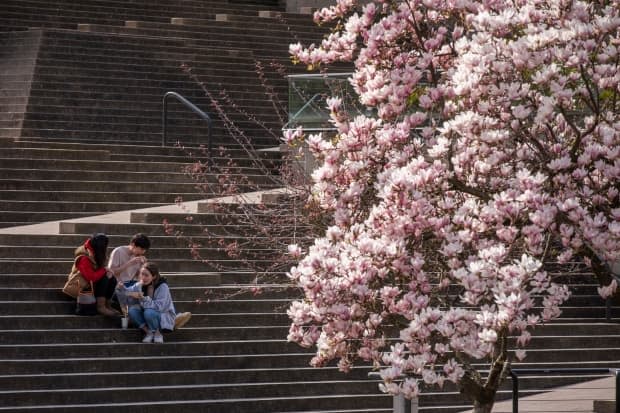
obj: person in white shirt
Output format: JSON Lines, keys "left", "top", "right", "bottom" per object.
{"left": 108, "top": 233, "right": 150, "bottom": 286}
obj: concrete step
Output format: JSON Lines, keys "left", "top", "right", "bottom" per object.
{"left": 0, "top": 366, "right": 373, "bottom": 390}
{"left": 0, "top": 393, "right": 390, "bottom": 413}
{"left": 131, "top": 18, "right": 322, "bottom": 40}
{"left": 0, "top": 339, "right": 305, "bottom": 358}
{"left": 55, "top": 221, "right": 280, "bottom": 236}
{"left": 0, "top": 272, "right": 225, "bottom": 288}
{"left": 0, "top": 147, "right": 111, "bottom": 160}
{"left": 0, "top": 298, "right": 291, "bottom": 315}
{"left": 0, "top": 352, "right": 320, "bottom": 375}
{"left": 2, "top": 0, "right": 283, "bottom": 19}
{"left": 0, "top": 233, "right": 233, "bottom": 246}
{"left": 0, "top": 178, "right": 210, "bottom": 193}
{"left": 0, "top": 285, "right": 294, "bottom": 301}
{"left": 76, "top": 24, "right": 306, "bottom": 58}
{"left": 0, "top": 200, "right": 168, "bottom": 213}
{"left": 0, "top": 190, "right": 207, "bottom": 203}
{"left": 0, "top": 151, "right": 280, "bottom": 168}
{"left": 0, "top": 260, "right": 263, "bottom": 280}
{"left": 6, "top": 139, "right": 279, "bottom": 157}
{"left": 3, "top": 381, "right": 383, "bottom": 405}
{"left": 0, "top": 168, "right": 199, "bottom": 183}
{"left": 128, "top": 211, "right": 296, "bottom": 225}
{"left": 0, "top": 325, "right": 293, "bottom": 344}
{"left": 17, "top": 128, "right": 277, "bottom": 147}
{"left": 0, "top": 312, "right": 289, "bottom": 329}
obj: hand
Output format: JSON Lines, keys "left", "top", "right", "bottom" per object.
{"left": 128, "top": 291, "right": 143, "bottom": 299}
{"left": 131, "top": 256, "right": 147, "bottom": 265}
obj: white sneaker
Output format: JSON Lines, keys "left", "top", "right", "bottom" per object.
{"left": 153, "top": 332, "right": 164, "bottom": 344}
{"left": 174, "top": 312, "right": 192, "bottom": 330}
{"left": 142, "top": 332, "right": 154, "bottom": 343}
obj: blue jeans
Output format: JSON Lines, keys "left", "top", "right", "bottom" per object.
{"left": 128, "top": 307, "right": 161, "bottom": 332}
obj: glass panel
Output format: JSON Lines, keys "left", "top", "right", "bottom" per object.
{"left": 286, "top": 73, "right": 364, "bottom": 132}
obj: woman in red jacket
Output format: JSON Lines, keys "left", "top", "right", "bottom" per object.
{"left": 73, "top": 233, "right": 119, "bottom": 317}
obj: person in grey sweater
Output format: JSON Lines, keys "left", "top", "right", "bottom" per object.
{"left": 117, "top": 262, "right": 176, "bottom": 343}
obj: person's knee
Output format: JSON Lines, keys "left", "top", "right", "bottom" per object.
{"left": 128, "top": 307, "right": 141, "bottom": 320}
{"left": 144, "top": 309, "right": 160, "bottom": 323}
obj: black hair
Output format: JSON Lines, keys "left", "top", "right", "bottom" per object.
{"left": 90, "top": 233, "right": 109, "bottom": 268}
{"left": 131, "top": 233, "right": 150, "bottom": 250}
{"left": 140, "top": 262, "right": 167, "bottom": 296}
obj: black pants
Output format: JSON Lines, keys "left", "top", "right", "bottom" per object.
{"left": 94, "top": 275, "right": 116, "bottom": 299}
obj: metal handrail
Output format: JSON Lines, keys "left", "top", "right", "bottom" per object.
{"left": 369, "top": 368, "right": 618, "bottom": 413}
{"left": 510, "top": 367, "right": 620, "bottom": 413}
{"left": 162, "top": 91, "right": 213, "bottom": 158}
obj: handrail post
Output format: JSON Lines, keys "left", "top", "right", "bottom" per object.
{"left": 161, "top": 91, "right": 213, "bottom": 164}
{"left": 162, "top": 95, "right": 169, "bottom": 147}
{"left": 613, "top": 369, "right": 620, "bottom": 413}
{"left": 510, "top": 369, "right": 519, "bottom": 413}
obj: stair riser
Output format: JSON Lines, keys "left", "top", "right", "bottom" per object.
{"left": 0, "top": 190, "right": 206, "bottom": 204}
{"left": 57, "top": 223, "right": 283, "bottom": 237}
{"left": 0, "top": 329, "right": 618, "bottom": 348}
{"left": 0, "top": 273, "right": 226, "bottom": 288}
{"left": 0, "top": 246, "right": 283, "bottom": 260}
{"left": 0, "top": 395, "right": 391, "bottom": 413}
{"left": 0, "top": 299, "right": 290, "bottom": 315}
{"left": 3, "top": 142, "right": 280, "bottom": 159}
{"left": 0, "top": 326, "right": 292, "bottom": 344}
{"left": 0, "top": 340, "right": 304, "bottom": 358}
{"left": 0, "top": 367, "right": 372, "bottom": 390}
{"left": 0, "top": 233, "right": 260, "bottom": 246}
{"left": 0, "top": 381, "right": 385, "bottom": 406}
{"left": 0, "top": 170, "right": 198, "bottom": 183}
{"left": 18, "top": 130, "right": 278, "bottom": 147}
{"left": 0, "top": 202, "right": 167, "bottom": 213}
{"left": 0, "top": 286, "right": 294, "bottom": 301}
{"left": 0, "top": 259, "right": 266, "bottom": 274}
{"left": 0, "top": 313, "right": 288, "bottom": 329}
{"left": 0, "top": 180, "right": 207, "bottom": 192}
{"left": 2, "top": 1, "right": 280, "bottom": 18}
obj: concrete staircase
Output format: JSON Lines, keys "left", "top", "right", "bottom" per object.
{"left": 0, "top": 0, "right": 331, "bottom": 146}
{"left": 0, "top": 193, "right": 393, "bottom": 412}
{"left": 0, "top": 139, "right": 282, "bottom": 227}
{"left": 1, "top": 0, "right": 619, "bottom": 412}
{"left": 2, "top": 195, "right": 620, "bottom": 412}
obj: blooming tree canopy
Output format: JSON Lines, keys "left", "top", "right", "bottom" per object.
{"left": 285, "top": 0, "right": 620, "bottom": 411}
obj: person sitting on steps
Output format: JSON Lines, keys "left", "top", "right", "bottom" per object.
{"left": 119, "top": 262, "right": 177, "bottom": 343}
{"left": 107, "top": 233, "right": 150, "bottom": 288}
{"left": 107, "top": 233, "right": 191, "bottom": 329}
{"left": 72, "top": 233, "right": 119, "bottom": 317}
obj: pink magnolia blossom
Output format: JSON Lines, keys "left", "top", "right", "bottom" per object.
{"left": 286, "top": 0, "right": 620, "bottom": 410}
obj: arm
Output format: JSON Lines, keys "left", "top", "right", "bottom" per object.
{"left": 116, "top": 282, "right": 142, "bottom": 307}
{"left": 76, "top": 256, "right": 106, "bottom": 282}
{"left": 107, "top": 248, "right": 145, "bottom": 278}
{"left": 141, "top": 283, "right": 173, "bottom": 313}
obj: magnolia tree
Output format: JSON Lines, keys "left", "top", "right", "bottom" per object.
{"left": 284, "top": 0, "right": 620, "bottom": 411}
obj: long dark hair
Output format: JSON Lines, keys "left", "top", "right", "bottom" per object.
{"left": 142, "top": 262, "right": 161, "bottom": 285}
{"left": 140, "top": 262, "right": 167, "bottom": 297}
{"left": 89, "top": 233, "right": 109, "bottom": 268}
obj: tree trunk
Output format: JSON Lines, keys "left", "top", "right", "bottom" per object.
{"left": 472, "top": 400, "right": 494, "bottom": 413}
{"left": 458, "top": 330, "right": 508, "bottom": 413}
